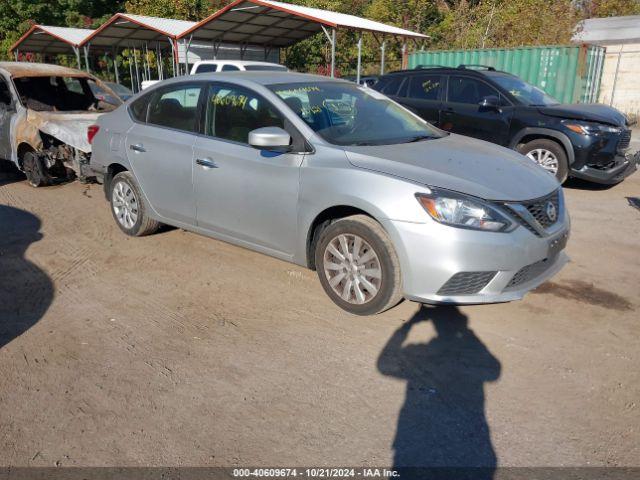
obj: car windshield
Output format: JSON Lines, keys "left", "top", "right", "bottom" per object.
{"left": 13, "top": 75, "right": 117, "bottom": 112}
{"left": 269, "top": 81, "right": 442, "bottom": 146}
{"left": 491, "top": 74, "right": 559, "bottom": 106}
{"left": 106, "top": 82, "right": 132, "bottom": 96}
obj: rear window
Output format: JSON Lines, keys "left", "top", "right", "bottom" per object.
{"left": 243, "top": 65, "right": 287, "bottom": 72}
{"left": 195, "top": 64, "right": 218, "bottom": 73}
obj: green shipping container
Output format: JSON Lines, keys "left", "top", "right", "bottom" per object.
{"left": 409, "top": 45, "right": 605, "bottom": 104}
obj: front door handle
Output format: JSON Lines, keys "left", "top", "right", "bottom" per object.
{"left": 129, "top": 143, "right": 146, "bottom": 153}
{"left": 196, "top": 157, "right": 218, "bottom": 169}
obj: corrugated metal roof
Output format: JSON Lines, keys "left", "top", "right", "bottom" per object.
{"left": 180, "top": 0, "right": 427, "bottom": 47}
{"left": 83, "top": 13, "right": 196, "bottom": 49}
{"left": 120, "top": 14, "right": 196, "bottom": 37}
{"left": 10, "top": 25, "right": 94, "bottom": 53}
{"left": 258, "top": 0, "right": 427, "bottom": 37}
{"left": 573, "top": 15, "right": 640, "bottom": 45}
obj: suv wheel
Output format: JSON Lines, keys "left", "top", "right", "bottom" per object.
{"left": 109, "top": 171, "right": 160, "bottom": 236}
{"left": 518, "top": 139, "right": 569, "bottom": 183}
{"left": 22, "top": 151, "right": 49, "bottom": 187}
{"left": 315, "top": 214, "right": 403, "bottom": 315}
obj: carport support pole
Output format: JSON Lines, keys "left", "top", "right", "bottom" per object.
{"left": 356, "top": 33, "right": 362, "bottom": 84}
{"left": 14, "top": 50, "right": 18, "bottom": 62}
{"left": 133, "top": 47, "right": 140, "bottom": 91}
{"left": 183, "top": 38, "right": 189, "bottom": 75}
{"left": 73, "top": 47, "right": 81, "bottom": 70}
{"left": 380, "top": 40, "right": 386, "bottom": 75}
{"left": 113, "top": 47, "right": 120, "bottom": 84}
{"left": 83, "top": 45, "right": 90, "bottom": 73}
{"left": 128, "top": 53, "right": 135, "bottom": 92}
{"left": 331, "top": 28, "right": 336, "bottom": 78}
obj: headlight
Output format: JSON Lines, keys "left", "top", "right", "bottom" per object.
{"left": 416, "top": 190, "right": 515, "bottom": 232}
{"left": 563, "top": 121, "right": 622, "bottom": 135}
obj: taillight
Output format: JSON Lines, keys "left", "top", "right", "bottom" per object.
{"left": 87, "top": 125, "right": 100, "bottom": 145}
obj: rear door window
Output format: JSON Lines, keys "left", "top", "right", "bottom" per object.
{"left": 196, "top": 64, "right": 218, "bottom": 73}
{"left": 221, "top": 64, "right": 240, "bottom": 72}
{"left": 408, "top": 75, "right": 442, "bottom": 101}
{"left": 147, "top": 85, "right": 203, "bottom": 132}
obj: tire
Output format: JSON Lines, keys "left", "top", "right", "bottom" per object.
{"left": 22, "top": 151, "right": 49, "bottom": 187}
{"left": 109, "top": 171, "right": 160, "bottom": 237}
{"left": 314, "top": 214, "right": 403, "bottom": 315}
{"left": 517, "top": 138, "right": 569, "bottom": 183}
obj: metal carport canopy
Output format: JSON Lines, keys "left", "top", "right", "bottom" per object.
{"left": 82, "top": 13, "right": 196, "bottom": 49}
{"left": 10, "top": 25, "right": 94, "bottom": 55}
{"left": 178, "top": 0, "right": 428, "bottom": 47}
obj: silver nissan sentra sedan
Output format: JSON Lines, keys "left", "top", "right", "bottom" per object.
{"left": 89, "top": 72, "right": 569, "bottom": 315}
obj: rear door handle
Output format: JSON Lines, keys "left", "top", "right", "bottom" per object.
{"left": 196, "top": 157, "right": 218, "bottom": 169}
{"left": 129, "top": 143, "right": 146, "bottom": 153}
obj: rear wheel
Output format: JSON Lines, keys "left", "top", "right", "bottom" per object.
{"left": 315, "top": 214, "right": 403, "bottom": 315}
{"left": 517, "top": 139, "right": 569, "bottom": 183}
{"left": 22, "top": 151, "right": 49, "bottom": 187}
{"left": 109, "top": 171, "right": 160, "bottom": 236}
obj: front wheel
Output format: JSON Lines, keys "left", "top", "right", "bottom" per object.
{"left": 109, "top": 171, "right": 160, "bottom": 236}
{"left": 22, "top": 151, "right": 49, "bottom": 187}
{"left": 315, "top": 214, "right": 403, "bottom": 315}
{"left": 517, "top": 139, "right": 569, "bottom": 183}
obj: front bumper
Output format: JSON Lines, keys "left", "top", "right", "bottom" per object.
{"left": 384, "top": 215, "right": 570, "bottom": 305}
{"left": 571, "top": 151, "right": 639, "bottom": 185}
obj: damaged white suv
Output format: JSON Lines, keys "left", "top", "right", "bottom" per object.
{"left": 0, "top": 62, "right": 121, "bottom": 186}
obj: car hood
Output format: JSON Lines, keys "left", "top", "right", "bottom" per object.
{"left": 343, "top": 134, "right": 559, "bottom": 202}
{"left": 537, "top": 103, "right": 628, "bottom": 127}
{"left": 27, "top": 111, "right": 103, "bottom": 153}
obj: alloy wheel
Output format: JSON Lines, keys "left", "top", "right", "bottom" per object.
{"left": 323, "top": 233, "right": 382, "bottom": 305}
{"left": 112, "top": 180, "right": 139, "bottom": 229}
{"left": 526, "top": 148, "right": 559, "bottom": 175}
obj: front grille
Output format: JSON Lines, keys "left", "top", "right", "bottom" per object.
{"left": 618, "top": 129, "right": 631, "bottom": 153}
{"left": 437, "top": 271, "right": 497, "bottom": 296}
{"left": 505, "top": 256, "right": 556, "bottom": 290}
{"left": 507, "top": 190, "right": 561, "bottom": 236}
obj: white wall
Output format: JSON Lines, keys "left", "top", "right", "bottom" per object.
{"left": 177, "top": 42, "right": 280, "bottom": 64}
{"left": 598, "top": 43, "right": 640, "bottom": 119}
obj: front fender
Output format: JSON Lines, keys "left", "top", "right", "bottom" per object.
{"left": 294, "top": 146, "right": 431, "bottom": 265}
{"left": 509, "top": 127, "right": 575, "bottom": 165}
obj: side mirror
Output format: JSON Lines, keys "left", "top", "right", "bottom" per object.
{"left": 248, "top": 127, "right": 292, "bottom": 152}
{"left": 479, "top": 95, "right": 501, "bottom": 112}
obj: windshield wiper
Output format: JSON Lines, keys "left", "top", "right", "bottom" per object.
{"left": 404, "top": 135, "right": 434, "bottom": 143}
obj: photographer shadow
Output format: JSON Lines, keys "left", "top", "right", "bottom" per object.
{"left": 377, "top": 306, "right": 501, "bottom": 479}
{"left": 0, "top": 205, "right": 53, "bottom": 349}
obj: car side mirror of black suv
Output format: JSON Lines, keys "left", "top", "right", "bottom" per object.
{"left": 479, "top": 95, "right": 501, "bottom": 112}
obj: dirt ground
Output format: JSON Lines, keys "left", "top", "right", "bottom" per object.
{"left": 1, "top": 147, "right": 639, "bottom": 469}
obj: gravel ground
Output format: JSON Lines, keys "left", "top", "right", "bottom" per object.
{"left": 0, "top": 147, "right": 639, "bottom": 469}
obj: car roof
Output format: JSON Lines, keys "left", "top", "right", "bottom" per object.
{"left": 194, "top": 60, "right": 284, "bottom": 67}
{"left": 384, "top": 66, "right": 514, "bottom": 78}
{"left": 0, "top": 61, "right": 90, "bottom": 78}
{"left": 171, "top": 71, "right": 349, "bottom": 87}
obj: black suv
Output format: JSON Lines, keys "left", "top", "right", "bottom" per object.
{"left": 373, "top": 65, "right": 638, "bottom": 184}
